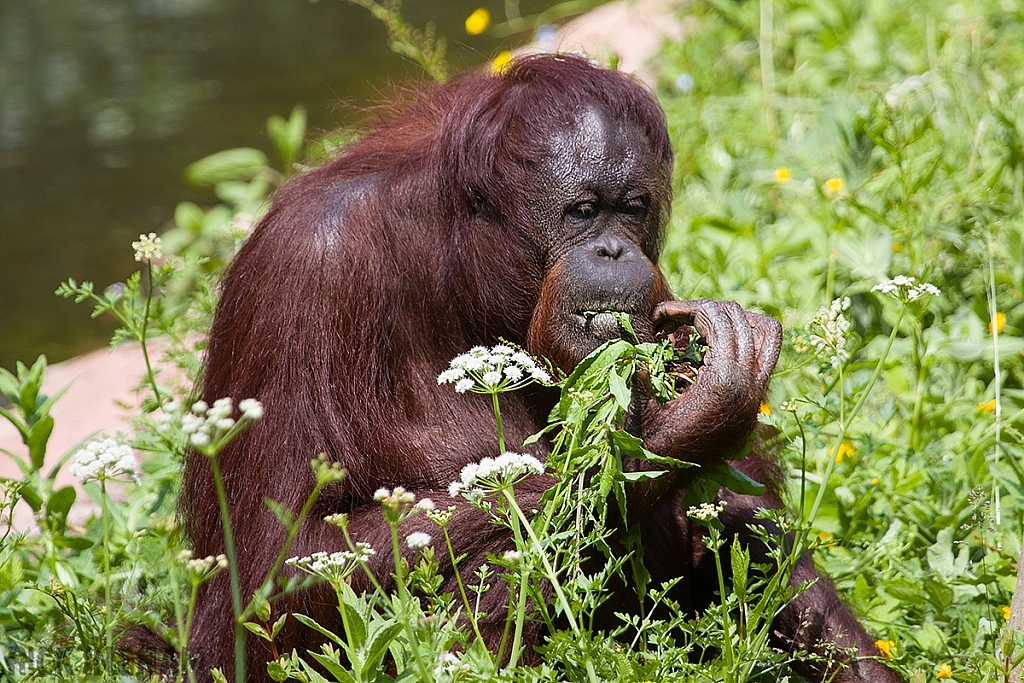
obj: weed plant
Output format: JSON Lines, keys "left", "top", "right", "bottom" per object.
{"left": 2, "top": 0, "right": 1024, "bottom": 681}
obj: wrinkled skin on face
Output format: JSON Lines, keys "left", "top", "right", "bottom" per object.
{"left": 527, "top": 105, "right": 667, "bottom": 369}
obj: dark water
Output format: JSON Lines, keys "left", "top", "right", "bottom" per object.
{"left": 0, "top": 0, "right": 553, "bottom": 371}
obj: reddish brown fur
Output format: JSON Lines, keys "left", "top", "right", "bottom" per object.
{"left": 183, "top": 54, "right": 900, "bottom": 683}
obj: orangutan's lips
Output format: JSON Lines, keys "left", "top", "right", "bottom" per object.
{"left": 578, "top": 310, "right": 626, "bottom": 340}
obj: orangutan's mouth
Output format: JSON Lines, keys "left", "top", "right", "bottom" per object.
{"left": 575, "top": 310, "right": 631, "bottom": 341}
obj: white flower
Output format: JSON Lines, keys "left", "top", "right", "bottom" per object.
{"left": 286, "top": 543, "right": 376, "bottom": 582}
{"left": 132, "top": 232, "right": 163, "bottom": 262}
{"left": 809, "top": 297, "right": 852, "bottom": 369}
{"left": 415, "top": 498, "right": 435, "bottom": 511}
{"left": 502, "top": 550, "right": 522, "bottom": 564}
{"left": 406, "top": 532, "right": 432, "bottom": 550}
{"left": 239, "top": 398, "right": 264, "bottom": 420}
{"left": 181, "top": 552, "right": 228, "bottom": 581}
{"left": 373, "top": 488, "right": 390, "bottom": 502}
{"left": 190, "top": 432, "right": 211, "bottom": 448}
{"left": 452, "top": 451, "right": 545, "bottom": 497}
{"left": 438, "top": 344, "right": 552, "bottom": 394}
{"left": 872, "top": 276, "right": 941, "bottom": 303}
{"left": 687, "top": 501, "right": 727, "bottom": 522}
{"left": 437, "top": 368, "right": 465, "bottom": 384}
{"left": 69, "top": 438, "right": 138, "bottom": 483}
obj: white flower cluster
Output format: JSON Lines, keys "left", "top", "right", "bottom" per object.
{"left": 434, "top": 652, "right": 464, "bottom": 683}
{"left": 132, "top": 232, "right": 163, "bottom": 262}
{"left": 406, "top": 532, "right": 432, "bottom": 550}
{"left": 884, "top": 71, "right": 932, "bottom": 108}
{"left": 687, "top": 501, "right": 727, "bottom": 522}
{"left": 69, "top": 438, "right": 138, "bottom": 483}
{"left": 809, "top": 297, "right": 852, "bottom": 370}
{"left": 178, "top": 549, "right": 228, "bottom": 581}
{"left": 448, "top": 451, "right": 545, "bottom": 500}
{"left": 438, "top": 345, "right": 551, "bottom": 394}
{"left": 286, "top": 543, "right": 376, "bottom": 582}
{"left": 156, "top": 397, "right": 263, "bottom": 449}
{"left": 373, "top": 486, "right": 433, "bottom": 511}
{"left": 871, "top": 275, "right": 941, "bottom": 302}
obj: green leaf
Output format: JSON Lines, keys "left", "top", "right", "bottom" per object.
{"left": 27, "top": 415, "right": 53, "bottom": 471}
{"left": 270, "top": 613, "right": 289, "bottom": 639}
{"left": 364, "top": 621, "right": 402, "bottom": 672}
{"left": 267, "top": 105, "right": 307, "bottom": 168}
{"left": 53, "top": 535, "right": 95, "bottom": 551}
{"left": 267, "top": 661, "right": 289, "bottom": 682}
{"left": 46, "top": 485, "right": 77, "bottom": 523}
{"left": 254, "top": 593, "right": 272, "bottom": 622}
{"left": 309, "top": 651, "right": 357, "bottom": 683}
{"left": 715, "top": 462, "right": 766, "bottom": 496}
{"left": 18, "top": 482, "right": 43, "bottom": 512}
{"left": 174, "top": 201, "right": 206, "bottom": 232}
{"left": 608, "top": 368, "right": 631, "bottom": 411}
{"left": 0, "top": 406, "right": 29, "bottom": 443}
{"left": 619, "top": 470, "right": 666, "bottom": 482}
{"left": 730, "top": 539, "right": 750, "bottom": 602}
{"left": 292, "top": 613, "right": 346, "bottom": 647}
{"left": 243, "top": 621, "right": 271, "bottom": 641}
{"left": 185, "top": 148, "right": 270, "bottom": 186}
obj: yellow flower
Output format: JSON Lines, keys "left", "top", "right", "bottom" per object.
{"left": 832, "top": 440, "right": 855, "bottom": 463}
{"left": 823, "top": 177, "right": 845, "bottom": 197}
{"left": 875, "top": 639, "right": 895, "bottom": 659}
{"left": 1003, "top": 605, "right": 1012, "bottom": 621}
{"left": 936, "top": 662, "right": 952, "bottom": 679}
{"left": 892, "top": 242, "right": 903, "bottom": 253}
{"left": 773, "top": 166, "right": 792, "bottom": 183}
{"left": 977, "top": 399, "right": 996, "bottom": 413}
{"left": 991, "top": 311, "right": 1006, "bottom": 335}
{"left": 491, "top": 50, "right": 513, "bottom": 75}
{"left": 817, "top": 531, "right": 836, "bottom": 546}
{"left": 759, "top": 402, "right": 771, "bottom": 415}
{"left": 465, "top": 8, "right": 490, "bottom": 35}
{"left": 871, "top": 477, "right": 879, "bottom": 485}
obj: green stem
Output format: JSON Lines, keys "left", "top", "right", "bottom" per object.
{"left": 801, "top": 306, "right": 905, "bottom": 550}
{"left": 389, "top": 521, "right": 431, "bottom": 680}
{"left": 101, "top": 479, "right": 113, "bottom": 677}
{"left": 141, "top": 261, "right": 162, "bottom": 404}
{"left": 711, "top": 532, "right": 735, "bottom": 683}
{"left": 168, "top": 548, "right": 186, "bottom": 683}
{"left": 505, "top": 502, "right": 529, "bottom": 669}
{"left": 185, "top": 584, "right": 200, "bottom": 683}
{"left": 759, "top": 0, "right": 778, "bottom": 140}
{"left": 909, "top": 324, "right": 926, "bottom": 451}
{"left": 442, "top": 525, "right": 490, "bottom": 660}
{"left": 503, "top": 489, "right": 600, "bottom": 683}
{"left": 492, "top": 392, "right": 506, "bottom": 454}
{"left": 209, "top": 455, "right": 245, "bottom": 683}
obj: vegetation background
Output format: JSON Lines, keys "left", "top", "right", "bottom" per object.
{"left": 2, "top": 0, "right": 1024, "bottom": 681}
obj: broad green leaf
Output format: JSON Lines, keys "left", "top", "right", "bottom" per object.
{"left": 27, "top": 415, "right": 53, "bottom": 471}
{"left": 185, "top": 148, "right": 269, "bottom": 186}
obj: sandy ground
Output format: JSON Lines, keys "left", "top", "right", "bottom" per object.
{"left": 0, "top": 0, "right": 683, "bottom": 532}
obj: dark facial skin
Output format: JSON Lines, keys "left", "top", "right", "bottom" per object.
{"left": 527, "top": 106, "right": 666, "bottom": 370}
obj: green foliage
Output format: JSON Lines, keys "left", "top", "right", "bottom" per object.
{"left": 652, "top": 0, "right": 1024, "bottom": 678}
{"left": 4, "top": 0, "right": 1024, "bottom": 680}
